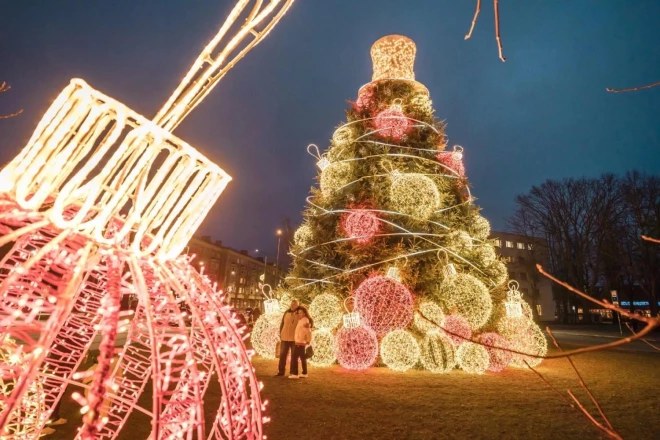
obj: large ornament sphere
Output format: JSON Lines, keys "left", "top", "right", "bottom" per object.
{"left": 310, "top": 293, "right": 343, "bottom": 329}
{"left": 437, "top": 273, "right": 493, "bottom": 330}
{"left": 456, "top": 342, "right": 490, "bottom": 374}
{"left": 380, "top": 330, "right": 420, "bottom": 372}
{"left": 470, "top": 216, "right": 491, "bottom": 241}
{"left": 320, "top": 161, "right": 353, "bottom": 198}
{"left": 294, "top": 224, "right": 314, "bottom": 248}
{"left": 354, "top": 275, "right": 414, "bottom": 337}
{"left": 342, "top": 209, "right": 380, "bottom": 244}
{"left": 310, "top": 329, "right": 337, "bottom": 367}
{"left": 335, "top": 326, "right": 379, "bottom": 371}
{"left": 472, "top": 244, "right": 497, "bottom": 266}
{"left": 419, "top": 332, "right": 455, "bottom": 373}
{"left": 443, "top": 314, "right": 472, "bottom": 346}
{"left": 374, "top": 105, "right": 414, "bottom": 141}
{"left": 251, "top": 314, "right": 281, "bottom": 359}
{"left": 507, "top": 322, "right": 548, "bottom": 368}
{"left": 413, "top": 300, "right": 445, "bottom": 334}
{"left": 409, "top": 93, "right": 433, "bottom": 116}
{"left": 488, "top": 260, "right": 508, "bottom": 286}
{"left": 478, "top": 332, "right": 513, "bottom": 372}
{"left": 437, "top": 149, "right": 465, "bottom": 178}
{"left": 332, "top": 125, "right": 357, "bottom": 148}
{"left": 389, "top": 172, "right": 441, "bottom": 220}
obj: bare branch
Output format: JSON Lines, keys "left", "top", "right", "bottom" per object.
{"left": 641, "top": 235, "right": 660, "bottom": 245}
{"left": 0, "top": 81, "right": 23, "bottom": 119}
{"left": 606, "top": 80, "right": 660, "bottom": 93}
{"left": 464, "top": 0, "right": 481, "bottom": 40}
{"left": 494, "top": 0, "right": 506, "bottom": 62}
{"left": 625, "top": 322, "right": 660, "bottom": 352}
{"left": 566, "top": 391, "right": 622, "bottom": 440}
{"left": 523, "top": 360, "right": 575, "bottom": 408}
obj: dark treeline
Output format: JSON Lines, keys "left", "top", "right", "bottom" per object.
{"left": 508, "top": 171, "right": 660, "bottom": 322}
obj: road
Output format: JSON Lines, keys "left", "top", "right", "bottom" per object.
{"left": 550, "top": 327, "right": 660, "bottom": 353}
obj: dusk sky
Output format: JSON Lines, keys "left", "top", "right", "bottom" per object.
{"left": 2, "top": 0, "right": 659, "bottom": 261}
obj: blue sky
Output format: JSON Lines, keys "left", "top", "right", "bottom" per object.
{"left": 1, "top": 0, "right": 659, "bottom": 260}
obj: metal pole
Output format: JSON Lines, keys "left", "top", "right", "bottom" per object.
{"left": 276, "top": 236, "right": 281, "bottom": 285}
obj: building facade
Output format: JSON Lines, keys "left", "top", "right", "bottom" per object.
{"left": 490, "top": 231, "right": 556, "bottom": 322}
{"left": 187, "top": 236, "right": 282, "bottom": 312}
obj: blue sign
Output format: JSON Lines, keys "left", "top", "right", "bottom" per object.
{"left": 619, "top": 301, "right": 660, "bottom": 307}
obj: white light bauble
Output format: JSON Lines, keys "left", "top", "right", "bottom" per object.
{"left": 380, "top": 329, "right": 420, "bottom": 372}
{"left": 508, "top": 321, "right": 548, "bottom": 369}
{"left": 294, "top": 224, "right": 314, "bottom": 248}
{"left": 437, "top": 273, "right": 493, "bottom": 330}
{"left": 470, "top": 216, "right": 491, "bottom": 241}
{"left": 310, "top": 293, "right": 343, "bottom": 330}
{"left": 309, "top": 329, "right": 336, "bottom": 367}
{"left": 251, "top": 314, "right": 281, "bottom": 359}
{"left": 413, "top": 300, "right": 445, "bottom": 334}
{"left": 389, "top": 171, "right": 440, "bottom": 220}
{"left": 456, "top": 342, "right": 489, "bottom": 374}
{"left": 419, "top": 332, "right": 455, "bottom": 373}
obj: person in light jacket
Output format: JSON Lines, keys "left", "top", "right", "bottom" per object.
{"left": 289, "top": 306, "right": 313, "bottom": 379}
{"left": 275, "top": 300, "right": 299, "bottom": 376}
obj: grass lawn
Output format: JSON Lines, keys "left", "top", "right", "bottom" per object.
{"left": 51, "top": 345, "right": 659, "bottom": 439}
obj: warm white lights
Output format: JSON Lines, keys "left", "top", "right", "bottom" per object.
{"left": 456, "top": 342, "right": 489, "bottom": 374}
{"left": 310, "top": 293, "right": 343, "bottom": 329}
{"left": 309, "top": 329, "right": 337, "bottom": 367}
{"left": 419, "top": 333, "right": 456, "bottom": 374}
{"left": 437, "top": 273, "right": 493, "bottom": 330}
{"left": 370, "top": 35, "right": 417, "bottom": 82}
{"left": 380, "top": 329, "right": 420, "bottom": 372}
{"left": 389, "top": 171, "right": 441, "bottom": 220}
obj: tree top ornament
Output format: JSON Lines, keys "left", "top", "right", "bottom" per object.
{"left": 362, "top": 34, "right": 428, "bottom": 94}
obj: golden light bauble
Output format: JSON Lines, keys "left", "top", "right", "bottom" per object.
{"left": 309, "top": 328, "right": 337, "bottom": 367}
{"left": 437, "top": 273, "right": 493, "bottom": 330}
{"left": 413, "top": 300, "right": 445, "bottom": 334}
{"left": 320, "top": 161, "right": 353, "bottom": 198}
{"left": 456, "top": 342, "right": 490, "bottom": 374}
{"left": 332, "top": 125, "right": 356, "bottom": 148}
{"left": 310, "top": 293, "right": 343, "bottom": 330}
{"left": 488, "top": 260, "right": 508, "bottom": 286}
{"left": 389, "top": 172, "right": 440, "bottom": 219}
{"left": 508, "top": 321, "right": 547, "bottom": 369}
{"left": 380, "top": 329, "right": 420, "bottom": 372}
{"left": 251, "top": 314, "right": 281, "bottom": 359}
{"left": 419, "top": 332, "right": 455, "bottom": 373}
{"left": 294, "top": 224, "right": 314, "bottom": 248}
{"left": 409, "top": 93, "right": 433, "bottom": 115}
{"left": 470, "top": 216, "right": 491, "bottom": 241}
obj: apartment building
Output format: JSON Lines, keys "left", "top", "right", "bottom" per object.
{"left": 187, "top": 236, "right": 282, "bottom": 311}
{"left": 490, "top": 231, "right": 555, "bottom": 322}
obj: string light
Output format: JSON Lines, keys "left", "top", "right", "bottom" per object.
{"left": 380, "top": 329, "right": 420, "bottom": 372}
{"left": 436, "top": 273, "right": 493, "bottom": 330}
{"left": 478, "top": 332, "right": 512, "bottom": 372}
{"left": 374, "top": 101, "right": 414, "bottom": 141}
{"left": 443, "top": 314, "right": 472, "bottom": 346}
{"left": 342, "top": 208, "right": 381, "bottom": 244}
{"left": 354, "top": 274, "right": 414, "bottom": 337}
{"left": 334, "top": 326, "right": 379, "bottom": 371}
{"left": 456, "top": 342, "right": 489, "bottom": 374}
{"left": 309, "top": 329, "right": 337, "bottom": 367}
{"left": 413, "top": 300, "right": 445, "bottom": 334}
{"left": 0, "top": 0, "right": 296, "bottom": 436}
{"left": 419, "top": 332, "right": 455, "bottom": 374}
{"left": 389, "top": 171, "right": 441, "bottom": 220}
{"left": 310, "top": 293, "right": 343, "bottom": 329}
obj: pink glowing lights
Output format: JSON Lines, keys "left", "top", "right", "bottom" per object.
{"left": 443, "top": 314, "right": 472, "bottom": 346}
{"left": 479, "top": 332, "right": 513, "bottom": 372}
{"left": 334, "top": 325, "right": 379, "bottom": 371}
{"left": 342, "top": 209, "right": 380, "bottom": 244}
{"left": 373, "top": 103, "right": 414, "bottom": 141}
{"left": 437, "top": 146, "right": 465, "bottom": 178}
{"left": 354, "top": 275, "right": 414, "bottom": 337}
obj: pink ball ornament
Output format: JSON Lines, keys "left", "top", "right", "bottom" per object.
{"left": 373, "top": 103, "right": 413, "bottom": 141}
{"left": 342, "top": 209, "right": 380, "bottom": 244}
{"left": 443, "top": 314, "right": 472, "bottom": 346}
{"left": 355, "top": 86, "right": 377, "bottom": 112}
{"left": 334, "top": 325, "right": 379, "bottom": 371}
{"left": 437, "top": 147, "right": 465, "bottom": 178}
{"left": 479, "top": 332, "right": 513, "bottom": 372}
{"left": 354, "top": 275, "right": 414, "bottom": 337}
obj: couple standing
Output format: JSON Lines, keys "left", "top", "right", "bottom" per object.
{"left": 276, "top": 300, "right": 313, "bottom": 379}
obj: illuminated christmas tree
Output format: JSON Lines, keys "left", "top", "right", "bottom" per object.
{"left": 285, "top": 35, "right": 546, "bottom": 374}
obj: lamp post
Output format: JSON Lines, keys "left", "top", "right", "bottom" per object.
{"left": 275, "top": 229, "right": 283, "bottom": 285}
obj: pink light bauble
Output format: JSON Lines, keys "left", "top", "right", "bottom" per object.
{"left": 443, "top": 314, "right": 472, "bottom": 346}
{"left": 354, "top": 275, "right": 414, "bottom": 337}
{"left": 334, "top": 325, "right": 379, "bottom": 371}
{"left": 342, "top": 209, "right": 380, "bottom": 244}
{"left": 437, "top": 150, "right": 465, "bottom": 177}
{"left": 373, "top": 105, "right": 413, "bottom": 141}
{"left": 355, "top": 86, "right": 377, "bottom": 112}
{"left": 479, "top": 332, "right": 513, "bottom": 372}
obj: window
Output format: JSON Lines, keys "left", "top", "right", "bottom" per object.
{"left": 505, "top": 241, "right": 514, "bottom": 248}
{"left": 505, "top": 256, "right": 514, "bottom": 263}
{"left": 536, "top": 304, "right": 542, "bottom": 316}
{"left": 494, "top": 239, "right": 501, "bottom": 247}
{"left": 528, "top": 243, "right": 534, "bottom": 250}
{"left": 239, "top": 277, "right": 245, "bottom": 284}
{"left": 238, "top": 287, "right": 244, "bottom": 294}
{"left": 519, "top": 272, "right": 527, "bottom": 280}
{"left": 517, "top": 242, "right": 525, "bottom": 250}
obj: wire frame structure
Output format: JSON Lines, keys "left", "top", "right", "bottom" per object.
{"left": 0, "top": 0, "right": 295, "bottom": 438}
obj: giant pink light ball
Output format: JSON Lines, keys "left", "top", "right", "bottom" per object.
{"left": 354, "top": 275, "right": 414, "bottom": 337}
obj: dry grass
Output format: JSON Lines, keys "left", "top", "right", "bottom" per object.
{"left": 49, "top": 346, "right": 660, "bottom": 439}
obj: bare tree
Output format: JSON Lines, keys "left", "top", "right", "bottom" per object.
{"left": 0, "top": 82, "right": 22, "bottom": 119}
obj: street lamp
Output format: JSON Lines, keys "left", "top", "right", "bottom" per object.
{"left": 275, "top": 229, "right": 283, "bottom": 285}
